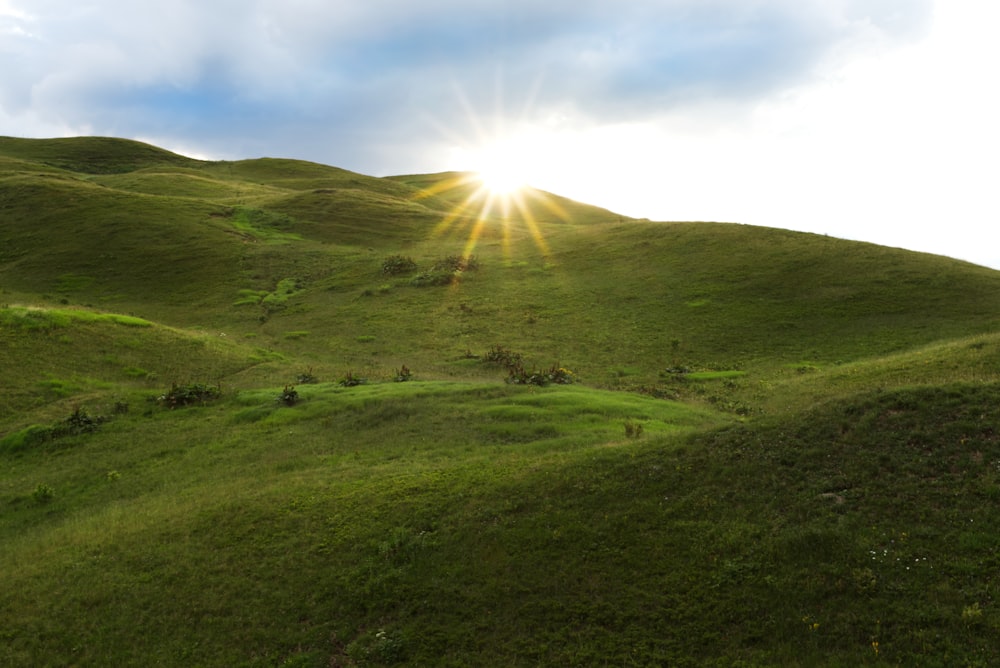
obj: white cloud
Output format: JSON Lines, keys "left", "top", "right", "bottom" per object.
{"left": 3, "top": 0, "right": 995, "bottom": 267}
{"left": 442, "top": 0, "right": 997, "bottom": 268}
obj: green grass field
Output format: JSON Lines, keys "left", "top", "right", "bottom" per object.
{"left": 3, "top": 136, "right": 1000, "bottom": 666}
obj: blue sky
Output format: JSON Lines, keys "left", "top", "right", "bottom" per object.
{"left": 2, "top": 0, "right": 998, "bottom": 268}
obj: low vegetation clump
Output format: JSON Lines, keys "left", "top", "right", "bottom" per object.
{"left": 433, "top": 254, "right": 479, "bottom": 272}
{"left": 337, "top": 370, "right": 366, "bottom": 387}
{"left": 381, "top": 254, "right": 417, "bottom": 275}
{"left": 481, "top": 344, "right": 524, "bottom": 368}
{"left": 295, "top": 368, "right": 318, "bottom": 384}
{"left": 60, "top": 406, "right": 107, "bottom": 435}
{"left": 505, "top": 363, "right": 575, "bottom": 386}
{"left": 406, "top": 255, "right": 479, "bottom": 287}
{"left": 156, "top": 382, "right": 222, "bottom": 408}
{"left": 0, "top": 407, "right": 110, "bottom": 453}
{"left": 623, "top": 419, "right": 644, "bottom": 438}
{"left": 277, "top": 384, "right": 299, "bottom": 406}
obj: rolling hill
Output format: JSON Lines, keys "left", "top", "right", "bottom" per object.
{"left": 2, "top": 136, "right": 1000, "bottom": 666}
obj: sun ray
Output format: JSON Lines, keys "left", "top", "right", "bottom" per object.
{"left": 512, "top": 194, "right": 551, "bottom": 258}
{"left": 405, "top": 76, "right": 573, "bottom": 267}
{"left": 431, "top": 194, "right": 475, "bottom": 237}
{"left": 524, "top": 187, "right": 571, "bottom": 224}
{"left": 412, "top": 172, "right": 561, "bottom": 265}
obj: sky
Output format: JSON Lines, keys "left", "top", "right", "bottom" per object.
{"left": 2, "top": 0, "right": 998, "bottom": 268}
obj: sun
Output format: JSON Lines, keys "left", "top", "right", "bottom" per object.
{"left": 473, "top": 146, "right": 526, "bottom": 196}
{"left": 477, "top": 167, "right": 524, "bottom": 196}
{"left": 411, "top": 93, "right": 575, "bottom": 261}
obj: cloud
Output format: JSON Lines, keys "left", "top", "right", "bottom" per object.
{"left": 10, "top": 1, "right": 995, "bottom": 269}
{"left": 0, "top": 0, "right": 932, "bottom": 170}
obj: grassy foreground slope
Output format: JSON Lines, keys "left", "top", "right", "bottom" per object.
{"left": 2, "top": 136, "right": 1000, "bottom": 665}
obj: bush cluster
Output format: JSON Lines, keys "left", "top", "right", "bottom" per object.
{"left": 157, "top": 383, "right": 221, "bottom": 408}
{"left": 482, "top": 344, "right": 524, "bottom": 367}
{"left": 0, "top": 407, "right": 110, "bottom": 453}
{"left": 506, "top": 364, "right": 575, "bottom": 387}
{"left": 296, "top": 368, "right": 318, "bottom": 384}
{"left": 433, "top": 254, "right": 479, "bottom": 272}
{"left": 381, "top": 254, "right": 417, "bottom": 275}
{"left": 62, "top": 406, "right": 108, "bottom": 435}
{"left": 338, "top": 371, "right": 366, "bottom": 387}
{"left": 278, "top": 385, "right": 299, "bottom": 406}
{"left": 479, "top": 345, "right": 576, "bottom": 386}
{"left": 380, "top": 253, "right": 479, "bottom": 288}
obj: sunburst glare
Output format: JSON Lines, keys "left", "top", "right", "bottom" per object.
{"left": 401, "top": 79, "right": 579, "bottom": 262}
{"left": 411, "top": 167, "right": 562, "bottom": 263}
{"left": 472, "top": 143, "right": 526, "bottom": 196}
{"left": 410, "top": 141, "right": 568, "bottom": 264}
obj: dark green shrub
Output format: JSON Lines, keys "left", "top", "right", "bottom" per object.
{"left": 338, "top": 371, "right": 366, "bottom": 387}
{"left": 407, "top": 255, "right": 479, "bottom": 287}
{"left": 482, "top": 344, "right": 523, "bottom": 368}
{"left": 62, "top": 406, "right": 106, "bottom": 434}
{"left": 505, "top": 363, "right": 575, "bottom": 387}
{"left": 296, "top": 368, "right": 318, "bottom": 384}
{"left": 0, "top": 407, "right": 112, "bottom": 453}
{"left": 278, "top": 385, "right": 299, "bottom": 406}
{"left": 433, "top": 254, "right": 479, "bottom": 272}
{"left": 382, "top": 254, "right": 417, "bottom": 275}
{"left": 157, "top": 383, "right": 221, "bottom": 408}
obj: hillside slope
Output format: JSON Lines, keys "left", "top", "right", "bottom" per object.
{"left": 4, "top": 137, "right": 999, "bottom": 387}
{"left": 2, "top": 136, "right": 1000, "bottom": 666}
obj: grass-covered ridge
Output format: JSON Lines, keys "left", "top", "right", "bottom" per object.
{"left": 2, "top": 136, "right": 1000, "bottom": 665}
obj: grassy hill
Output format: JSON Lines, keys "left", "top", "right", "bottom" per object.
{"left": 2, "top": 136, "right": 1000, "bottom": 665}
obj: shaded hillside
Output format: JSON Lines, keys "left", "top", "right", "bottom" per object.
{"left": 3, "top": 374, "right": 999, "bottom": 665}
{"left": 0, "top": 174, "right": 243, "bottom": 313}
{"left": 0, "top": 305, "right": 264, "bottom": 425}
